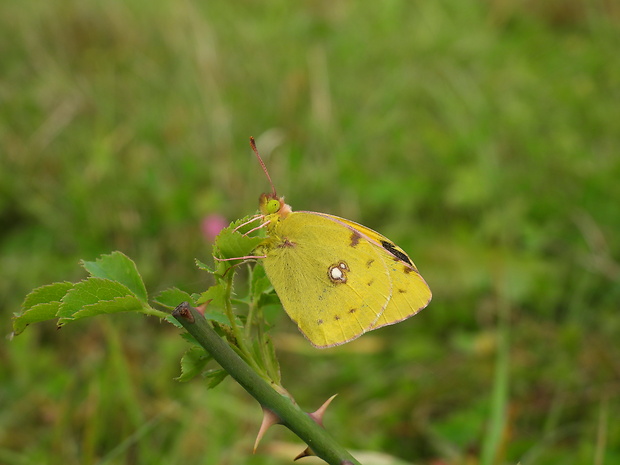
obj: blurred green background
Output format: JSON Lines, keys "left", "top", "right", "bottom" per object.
{"left": 2, "top": 1, "right": 619, "bottom": 464}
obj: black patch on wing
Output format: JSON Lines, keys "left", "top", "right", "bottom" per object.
{"left": 380, "top": 240, "right": 413, "bottom": 266}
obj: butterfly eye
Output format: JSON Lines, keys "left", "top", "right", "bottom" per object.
{"left": 266, "top": 199, "right": 281, "bottom": 214}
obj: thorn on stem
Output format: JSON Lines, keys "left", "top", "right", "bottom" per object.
{"left": 254, "top": 407, "right": 282, "bottom": 453}
{"left": 308, "top": 394, "right": 338, "bottom": 427}
{"left": 294, "top": 446, "right": 316, "bottom": 461}
{"left": 293, "top": 395, "right": 338, "bottom": 461}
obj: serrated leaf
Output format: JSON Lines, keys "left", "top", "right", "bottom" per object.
{"left": 13, "top": 282, "right": 75, "bottom": 334}
{"left": 20, "top": 282, "right": 74, "bottom": 312}
{"left": 204, "top": 368, "right": 228, "bottom": 389}
{"left": 180, "top": 331, "right": 200, "bottom": 346}
{"left": 214, "top": 218, "right": 265, "bottom": 261}
{"left": 195, "top": 284, "right": 237, "bottom": 326}
{"left": 195, "top": 258, "right": 215, "bottom": 273}
{"left": 57, "top": 277, "right": 141, "bottom": 322}
{"left": 154, "top": 288, "right": 195, "bottom": 310}
{"left": 13, "top": 302, "right": 63, "bottom": 335}
{"left": 176, "top": 346, "right": 212, "bottom": 382}
{"left": 228, "top": 215, "right": 263, "bottom": 236}
{"left": 197, "top": 283, "right": 227, "bottom": 308}
{"left": 70, "top": 295, "right": 145, "bottom": 321}
{"left": 165, "top": 315, "right": 183, "bottom": 328}
{"left": 81, "top": 251, "right": 147, "bottom": 303}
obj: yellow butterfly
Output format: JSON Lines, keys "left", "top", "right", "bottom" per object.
{"left": 249, "top": 138, "right": 431, "bottom": 348}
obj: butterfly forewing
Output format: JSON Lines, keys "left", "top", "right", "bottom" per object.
{"left": 301, "top": 212, "right": 432, "bottom": 330}
{"left": 261, "top": 212, "right": 392, "bottom": 348}
{"left": 371, "top": 256, "right": 431, "bottom": 329}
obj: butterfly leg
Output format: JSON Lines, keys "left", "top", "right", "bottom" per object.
{"left": 233, "top": 214, "right": 264, "bottom": 233}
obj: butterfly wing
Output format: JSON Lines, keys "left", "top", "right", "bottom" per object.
{"left": 261, "top": 212, "right": 393, "bottom": 348}
{"left": 301, "top": 212, "right": 432, "bottom": 330}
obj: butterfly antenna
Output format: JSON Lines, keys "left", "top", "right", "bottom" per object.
{"left": 250, "top": 136, "right": 277, "bottom": 196}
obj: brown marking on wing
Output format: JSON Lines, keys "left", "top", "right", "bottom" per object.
{"left": 350, "top": 231, "right": 362, "bottom": 248}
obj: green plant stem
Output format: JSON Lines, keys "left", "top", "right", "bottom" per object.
{"left": 221, "top": 274, "right": 245, "bottom": 345}
{"left": 218, "top": 272, "right": 265, "bottom": 377}
{"left": 173, "top": 302, "right": 361, "bottom": 465}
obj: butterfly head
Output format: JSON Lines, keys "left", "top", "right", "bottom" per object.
{"left": 259, "top": 193, "right": 292, "bottom": 219}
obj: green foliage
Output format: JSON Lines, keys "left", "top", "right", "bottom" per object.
{"left": 82, "top": 252, "right": 148, "bottom": 302}
{"left": 177, "top": 346, "right": 213, "bottom": 383}
{"left": 12, "top": 222, "right": 282, "bottom": 388}
{"left": 13, "top": 282, "right": 73, "bottom": 334}
{"left": 214, "top": 216, "right": 266, "bottom": 262}
{"left": 13, "top": 252, "right": 158, "bottom": 334}
{"left": 154, "top": 287, "right": 196, "bottom": 311}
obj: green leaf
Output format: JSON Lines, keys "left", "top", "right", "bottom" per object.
{"left": 13, "top": 303, "right": 61, "bottom": 335}
{"left": 164, "top": 314, "right": 184, "bottom": 329}
{"left": 197, "top": 283, "right": 227, "bottom": 309}
{"left": 176, "top": 346, "right": 213, "bottom": 382}
{"left": 195, "top": 258, "right": 215, "bottom": 273}
{"left": 81, "top": 251, "right": 148, "bottom": 303}
{"left": 180, "top": 331, "right": 200, "bottom": 347}
{"left": 21, "top": 282, "right": 74, "bottom": 311}
{"left": 154, "top": 288, "right": 196, "bottom": 310}
{"left": 204, "top": 311, "right": 236, "bottom": 327}
{"left": 214, "top": 216, "right": 265, "bottom": 261}
{"left": 13, "top": 282, "right": 75, "bottom": 334}
{"left": 71, "top": 295, "right": 145, "bottom": 321}
{"left": 57, "top": 277, "right": 144, "bottom": 324}
{"left": 204, "top": 368, "right": 228, "bottom": 389}
{"left": 196, "top": 284, "right": 238, "bottom": 326}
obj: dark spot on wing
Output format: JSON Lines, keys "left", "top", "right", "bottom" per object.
{"left": 367, "top": 279, "right": 374, "bottom": 286}
{"left": 397, "top": 288, "right": 406, "bottom": 293}
{"left": 348, "top": 308, "right": 357, "bottom": 314}
{"left": 381, "top": 240, "right": 413, "bottom": 266}
{"left": 278, "top": 239, "right": 296, "bottom": 248}
{"left": 350, "top": 231, "right": 362, "bottom": 248}
{"left": 366, "top": 259, "right": 375, "bottom": 268}
{"left": 334, "top": 315, "right": 341, "bottom": 321}
{"left": 317, "top": 319, "right": 324, "bottom": 325}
